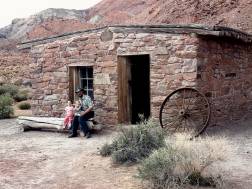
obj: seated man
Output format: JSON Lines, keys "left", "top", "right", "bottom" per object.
{"left": 68, "top": 88, "right": 94, "bottom": 138}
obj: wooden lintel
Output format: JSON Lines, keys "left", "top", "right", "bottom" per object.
{"left": 68, "top": 63, "right": 94, "bottom": 67}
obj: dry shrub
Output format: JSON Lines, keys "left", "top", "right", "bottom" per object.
{"left": 18, "top": 102, "right": 31, "bottom": 110}
{"left": 99, "top": 143, "right": 113, "bottom": 157}
{"left": 138, "top": 133, "right": 232, "bottom": 189}
{"left": 0, "top": 94, "right": 14, "bottom": 119}
{"left": 13, "top": 90, "right": 28, "bottom": 102}
{"left": 100, "top": 119, "right": 165, "bottom": 164}
{"left": 0, "top": 84, "right": 18, "bottom": 97}
{"left": 170, "top": 133, "right": 231, "bottom": 175}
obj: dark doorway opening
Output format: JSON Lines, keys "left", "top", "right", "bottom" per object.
{"left": 118, "top": 55, "right": 150, "bottom": 124}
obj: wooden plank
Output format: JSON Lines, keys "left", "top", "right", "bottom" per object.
{"left": 68, "top": 66, "right": 74, "bottom": 103}
{"left": 18, "top": 25, "right": 252, "bottom": 49}
{"left": 18, "top": 116, "right": 64, "bottom": 125}
{"left": 110, "top": 27, "right": 220, "bottom": 36}
{"left": 17, "top": 116, "right": 103, "bottom": 132}
{"left": 117, "top": 56, "right": 123, "bottom": 123}
{"left": 118, "top": 56, "right": 131, "bottom": 123}
{"left": 74, "top": 67, "right": 80, "bottom": 102}
{"left": 20, "top": 120, "right": 63, "bottom": 131}
{"left": 68, "top": 63, "right": 94, "bottom": 67}
{"left": 127, "top": 58, "right": 132, "bottom": 123}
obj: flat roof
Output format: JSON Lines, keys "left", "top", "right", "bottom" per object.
{"left": 18, "top": 24, "right": 252, "bottom": 49}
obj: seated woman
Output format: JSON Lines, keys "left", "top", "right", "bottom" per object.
{"left": 68, "top": 88, "right": 94, "bottom": 138}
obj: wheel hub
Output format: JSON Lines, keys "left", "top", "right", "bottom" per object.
{"left": 179, "top": 109, "right": 186, "bottom": 116}
{"left": 179, "top": 109, "right": 189, "bottom": 118}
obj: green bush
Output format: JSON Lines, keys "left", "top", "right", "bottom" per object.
{"left": 13, "top": 91, "right": 28, "bottom": 102}
{"left": 0, "top": 84, "right": 18, "bottom": 97}
{"left": 100, "top": 143, "right": 114, "bottom": 157}
{"left": 18, "top": 102, "right": 31, "bottom": 110}
{"left": 137, "top": 134, "right": 230, "bottom": 188}
{"left": 138, "top": 147, "right": 181, "bottom": 189}
{"left": 0, "top": 94, "right": 14, "bottom": 119}
{"left": 100, "top": 119, "right": 165, "bottom": 164}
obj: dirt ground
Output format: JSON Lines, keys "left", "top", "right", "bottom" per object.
{"left": 0, "top": 119, "right": 252, "bottom": 189}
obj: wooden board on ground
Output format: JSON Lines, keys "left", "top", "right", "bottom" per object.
{"left": 17, "top": 116, "right": 103, "bottom": 132}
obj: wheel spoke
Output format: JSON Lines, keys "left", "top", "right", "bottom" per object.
{"left": 187, "top": 116, "right": 198, "bottom": 130}
{"left": 182, "top": 118, "right": 187, "bottom": 132}
{"left": 185, "top": 89, "right": 193, "bottom": 110}
{"left": 160, "top": 88, "right": 210, "bottom": 136}
{"left": 162, "top": 106, "right": 179, "bottom": 115}
{"left": 189, "top": 113, "right": 208, "bottom": 125}
{"left": 163, "top": 115, "right": 181, "bottom": 128}
{"left": 184, "top": 118, "right": 190, "bottom": 132}
{"left": 172, "top": 117, "right": 183, "bottom": 132}
{"left": 182, "top": 89, "right": 186, "bottom": 109}
{"left": 172, "top": 95, "right": 182, "bottom": 110}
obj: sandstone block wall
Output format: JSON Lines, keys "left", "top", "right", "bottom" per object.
{"left": 197, "top": 37, "right": 252, "bottom": 125}
{"left": 114, "top": 32, "right": 199, "bottom": 119}
{"left": 29, "top": 28, "right": 251, "bottom": 127}
{"left": 30, "top": 31, "right": 199, "bottom": 125}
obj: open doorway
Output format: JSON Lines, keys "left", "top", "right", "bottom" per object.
{"left": 118, "top": 55, "right": 150, "bottom": 124}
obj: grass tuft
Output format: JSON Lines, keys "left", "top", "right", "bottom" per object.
{"left": 18, "top": 102, "right": 31, "bottom": 110}
{"left": 0, "top": 94, "right": 14, "bottom": 119}
{"left": 100, "top": 119, "right": 165, "bottom": 164}
{"left": 138, "top": 133, "right": 231, "bottom": 188}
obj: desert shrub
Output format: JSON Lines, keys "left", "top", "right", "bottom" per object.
{"left": 100, "top": 143, "right": 114, "bottom": 157}
{"left": 13, "top": 90, "right": 28, "bottom": 102}
{"left": 0, "top": 84, "right": 19, "bottom": 97}
{"left": 138, "top": 147, "right": 181, "bottom": 189}
{"left": 18, "top": 102, "right": 31, "bottom": 110}
{"left": 100, "top": 119, "right": 165, "bottom": 164}
{"left": 0, "top": 94, "right": 14, "bottom": 119}
{"left": 138, "top": 134, "right": 231, "bottom": 189}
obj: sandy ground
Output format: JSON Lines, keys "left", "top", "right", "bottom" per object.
{"left": 205, "top": 121, "right": 252, "bottom": 189}
{"left": 0, "top": 118, "right": 252, "bottom": 189}
{"left": 0, "top": 119, "right": 141, "bottom": 189}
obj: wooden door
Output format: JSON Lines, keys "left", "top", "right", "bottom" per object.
{"left": 118, "top": 57, "right": 132, "bottom": 123}
{"left": 68, "top": 66, "right": 80, "bottom": 103}
{"left": 68, "top": 66, "right": 75, "bottom": 103}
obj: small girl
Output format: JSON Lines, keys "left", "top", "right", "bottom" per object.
{"left": 63, "top": 101, "right": 75, "bottom": 129}
{"left": 74, "top": 100, "right": 82, "bottom": 116}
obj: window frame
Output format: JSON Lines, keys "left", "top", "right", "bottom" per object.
{"left": 68, "top": 66, "right": 94, "bottom": 103}
{"left": 78, "top": 66, "right": 94, "bottom": 99}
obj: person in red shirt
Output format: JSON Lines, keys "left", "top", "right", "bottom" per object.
{"left": 63, "top": 101, "right": 75, "bottom": 130}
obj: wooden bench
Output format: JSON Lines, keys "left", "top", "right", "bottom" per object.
{"left": 17, "top": 116, "right": 103, "bottom": 132}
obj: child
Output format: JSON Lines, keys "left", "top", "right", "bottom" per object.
{"left": 63, "top": 101, "right": 75, "bottom": 129}
{"left": 74, "top": 100, "right": 82, "bottom": 116}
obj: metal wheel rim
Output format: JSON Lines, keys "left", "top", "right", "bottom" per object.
{"left": 159, "top": 87, "right": 210, "bottom": 137}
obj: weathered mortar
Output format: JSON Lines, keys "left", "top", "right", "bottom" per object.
{"left": 22, "top": 25, "right": 252, "bottom": 127}
{"left": 197, "top": 37, "right": 252, "bottom": 125}
{"left": 30, "top": 30, "right": 199, "bottom": 124}
{"left": 115, "top": 33, "right": 199, "bottom": 119}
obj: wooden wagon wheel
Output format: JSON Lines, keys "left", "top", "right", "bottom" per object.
{"left": 159, "top": 87, "right": 210, "bottom": 137}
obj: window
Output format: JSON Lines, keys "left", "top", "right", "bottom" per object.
{"left": 79, "top": 67, "right": 93, "bottom": 99}
{"left": 68, "top": 66, "right": 94, "bottom": 103}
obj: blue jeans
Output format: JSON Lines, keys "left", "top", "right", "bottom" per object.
{"left": 70, "top": 111, "right": 94, "bottom": 135}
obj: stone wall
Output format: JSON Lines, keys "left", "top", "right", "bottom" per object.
{"left": 197, "top": 36, "right": 252, "bottom": 125}
{"left": 30, "top": 30, "right": 199, "bottom": 125}
{"left": 30, "top": 31, "right": 119, "bottom": 124}
{"left": 114, "top": 32, "right": 199, "bottom": 119}
{"left": 29, "top": 28, "right": 252, "bottom": 127}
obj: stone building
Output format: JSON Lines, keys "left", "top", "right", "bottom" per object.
{"left": 18, "top": 25, "right": 252, "bottom": 126}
